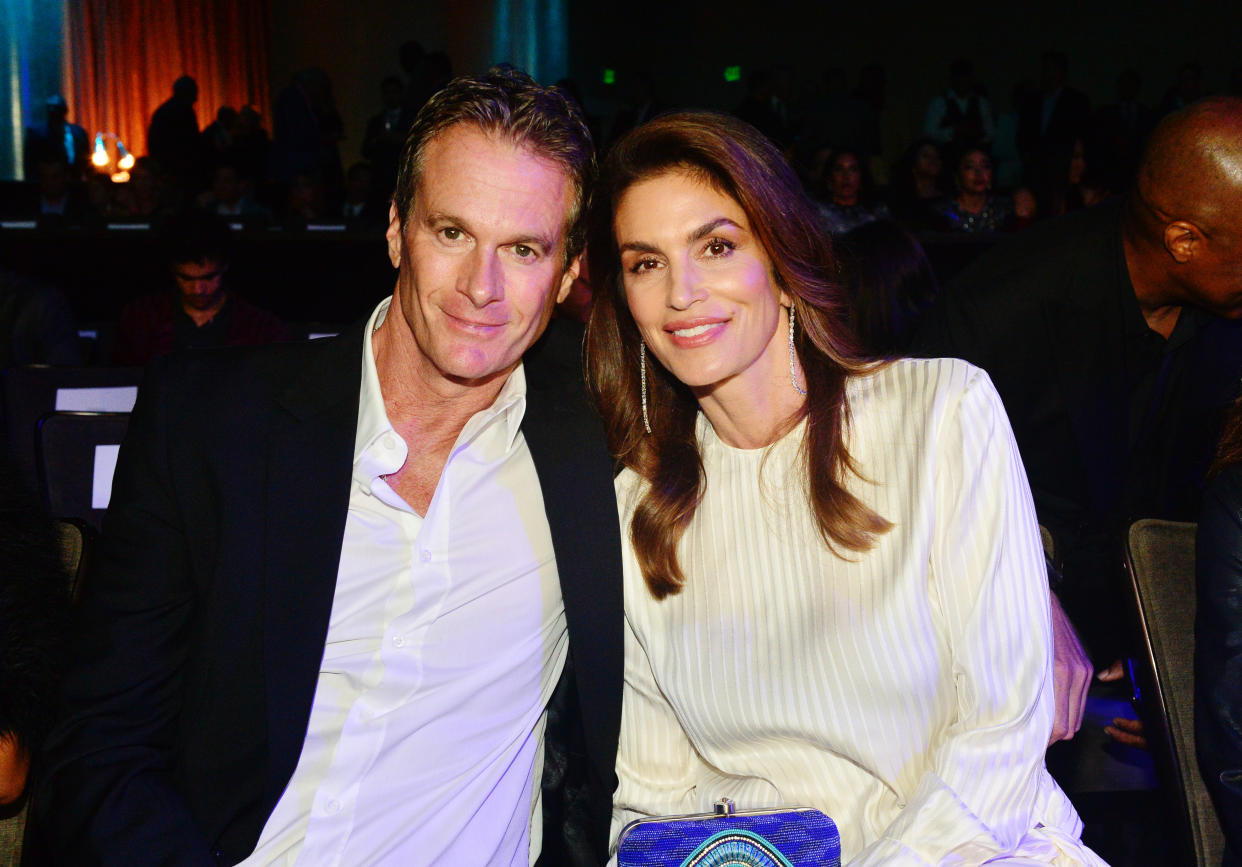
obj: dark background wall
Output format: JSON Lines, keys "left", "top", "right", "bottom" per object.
{"left": 266, "top": 0, "right": 1241, "bottom": 168}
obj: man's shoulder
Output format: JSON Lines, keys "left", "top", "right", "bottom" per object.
{"left": 152, "top": 322, "right": 362, "bottom": 416}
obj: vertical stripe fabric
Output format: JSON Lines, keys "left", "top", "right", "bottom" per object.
{"left": 611, "top": 357, "right": 1106, "bottom": 866}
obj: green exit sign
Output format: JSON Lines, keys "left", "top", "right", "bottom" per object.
{"left": 724, "top": 66, "right": 741, "bottom": 82}
{"left": 603, "top": 68, "right": 615, "bottom": 85}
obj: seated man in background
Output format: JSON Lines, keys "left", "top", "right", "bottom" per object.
{"left": 913, "top": 96, "right": 1242, "bottom": 862}
{"left": 111, "top": 210, "right": 289, "bottom": 365}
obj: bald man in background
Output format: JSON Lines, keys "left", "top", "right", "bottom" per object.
{"left": 914, "top": 94, "right": 1242, "bottom": 728}
{"left": 913, "top": 98, "right": 1242, "bottom": 860}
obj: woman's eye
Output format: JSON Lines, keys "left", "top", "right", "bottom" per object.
{"left": 629, "top": 257, "right": 659, "bottom": 274}
{"left": 704, "top": 238, "right": 733, "bottom": 257}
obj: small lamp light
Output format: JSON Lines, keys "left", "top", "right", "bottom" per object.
{"left": 91, "top": 133, "right": 109, "bottom": 167}
{"left": 116, "top": 140, "right": 135, "bottom": 171}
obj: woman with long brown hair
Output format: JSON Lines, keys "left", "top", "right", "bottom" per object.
{"left": 585, "top": 112, "right": 1104, "bottom": 864}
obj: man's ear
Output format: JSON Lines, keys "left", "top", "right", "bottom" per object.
{"left": 1164, "top": 220, "right": 1202, "bottom": 264}
{"left": 385, "top": 201, "right": 402, "bottom": 268}
{"left": 556, "top": 253, "right": 582, "bottom": 305}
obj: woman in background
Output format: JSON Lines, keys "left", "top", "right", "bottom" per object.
{"left": 815, "top": 148, "right": 891, "bottom": 235}
{"left": 585, "top": 111, "right": 1104, "bottom": 865}
{"left": 938, "top": 144, "right": 1014, "bottom": 233}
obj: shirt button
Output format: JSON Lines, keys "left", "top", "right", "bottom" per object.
{"left": 393, "top": 635, "right": 406, "bottom": 648}
{"left": 325, "top": 799, "right": 341, "bottom": 814}
{"left": 382, "top": 434, "right": 397, "bottom": 450}
{"left": 420, "top": 548, "right": 431, "bottom": 563}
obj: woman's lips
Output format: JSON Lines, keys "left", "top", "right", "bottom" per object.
{"left": 666, "top": 318, "right": 727, "bottom": 347}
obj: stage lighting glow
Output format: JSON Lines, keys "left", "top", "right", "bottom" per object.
{"left": 91, "top": 133, "right": 108, "bottom": 166}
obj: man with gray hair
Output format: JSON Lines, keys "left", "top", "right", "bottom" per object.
{"left": 38, "top": 66, "right": 622, "bottom": 866}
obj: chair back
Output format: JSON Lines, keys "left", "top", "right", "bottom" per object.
{"left": 1, "top": 365, "right": 141, "bottom": 490}
{"left": 54, "top": 517, "right": 95, "bottom": 604}
{"left": 36, "top": 411, "right": 130, "bottom": 531}
{"left": 1125, "top": 518, "right": 1225, "bottom": 866}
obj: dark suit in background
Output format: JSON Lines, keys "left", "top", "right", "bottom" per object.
{"left": 912, "top": 199, "right": 1242, "bottom": 660}
{"left": 36, "top": 319, "right": 623, "bottom": 865}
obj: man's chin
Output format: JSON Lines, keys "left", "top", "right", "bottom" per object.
{"left": 183, "top": 296, "right": 225, "bottom": 311}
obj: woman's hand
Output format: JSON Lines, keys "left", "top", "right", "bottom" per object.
{"left": 1048, "top": 591, "right": 1092, "bottom": 744}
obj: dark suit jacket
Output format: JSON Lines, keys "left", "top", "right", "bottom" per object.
{"left": 36, "top": 317, "right": 623, "bottom": 865}
{"left": 23, "top": 121, "right": 90, "bottom": 178}
{"left": 1018, "top": 86, "right": 1091, "bottom": 157}
{"left": 911, "top": 200, "right": 1242, "bottom": 657}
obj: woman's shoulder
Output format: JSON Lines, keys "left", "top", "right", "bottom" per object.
{"left": 848, "top": 357, "right": 1005, "bottom": 437}
{"left": 851, "top": 356, "right": 993, "bottom": 401}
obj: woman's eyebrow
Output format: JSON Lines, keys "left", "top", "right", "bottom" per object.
{"left": 686, "top": 217, "right": 741, "bottom": 243}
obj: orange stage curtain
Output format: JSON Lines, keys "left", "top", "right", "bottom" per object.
{"left": 63, "top": 0, "right": 270, "bottom": 158}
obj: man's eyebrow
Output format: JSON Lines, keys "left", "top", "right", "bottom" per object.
{"left": 424, "top": 211, "right": 556, "bottom": 251}
{"left": 510, "top": 231, "right": 557, "bottom": 251}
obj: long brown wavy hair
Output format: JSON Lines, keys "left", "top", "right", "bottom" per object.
{"left": 585, "top": 111, "right": 891, "bottom": 599}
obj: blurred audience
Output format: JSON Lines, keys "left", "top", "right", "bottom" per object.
{"left": 937, "top": 144, "right": 1014, "bottom": 233}
{"left": 923, "top": 58, "right": 995, "bottom": 145}
{"left": 147, "top": 76, "right": 204, "bottom": 190}
{"left": 814, "top": 148, "right": 891, "bottom": 234}
{"left": 30, "top": 154, "right": 88, "bottom": 227}
{"left": 111, "top": 210, "right": 288, "bottom": 365}
{"left": 196, "top": 163, "right": 272, "bottom": 225}
{"left": 111, "top": 156, "right": 175, "bottom": 222}
{"left": 889, "top": 137, "right": 946, "bottom": 230}
{"left": 23, "top": 94, "right": 89, "bottom": 181}
{"left": 362, "top": 76, "right": 412, "bottom": 195}
{"left": 0, "top": 268, "right": 81, "bottom": 366}
{"left": 270, "top": 68, "right": 345, "bottom": 190}
{"left": 1018, "top": 51, "right": 1091, "bottom": 178}
{"left": 339, "top": 162, "right": 386, "bottom": 230}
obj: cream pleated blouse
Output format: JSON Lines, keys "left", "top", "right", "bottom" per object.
{"left": 611, "top": 358, "right": 1107, "bottom": 866}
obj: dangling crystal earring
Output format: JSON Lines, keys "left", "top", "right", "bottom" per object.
{"left": 788, "top": 305, "right": 807, "bottom": 396}
{"left": 640, "top": 342, "right": 653, "bottom": 434}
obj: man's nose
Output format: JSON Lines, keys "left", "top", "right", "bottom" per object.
{"left": 461, "top": 249, "right": 504, "bottom": 306}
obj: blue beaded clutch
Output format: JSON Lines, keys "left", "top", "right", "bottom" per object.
{"left": 617, "top": 799, "right": 841, "bottom": 867}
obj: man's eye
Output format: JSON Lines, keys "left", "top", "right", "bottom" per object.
{"left": 442, "top": 227, "right": 462, "bottom": 240}
{"left": 514, "top": 244, "right": 534, "bottom": 259}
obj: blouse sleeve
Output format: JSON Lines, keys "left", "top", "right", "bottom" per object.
{"left": 608, "top": 608, "right": 704, "bottom": 855}
{"left": 852, "top": 368, "right": 1061, "bottom": 865}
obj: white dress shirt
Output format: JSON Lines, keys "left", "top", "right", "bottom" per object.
{"left": 611, "top": 359, "right": 1105, "bottom": 865}
{"left": 242, "top": 298, "right": 567, "bottom": 866}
